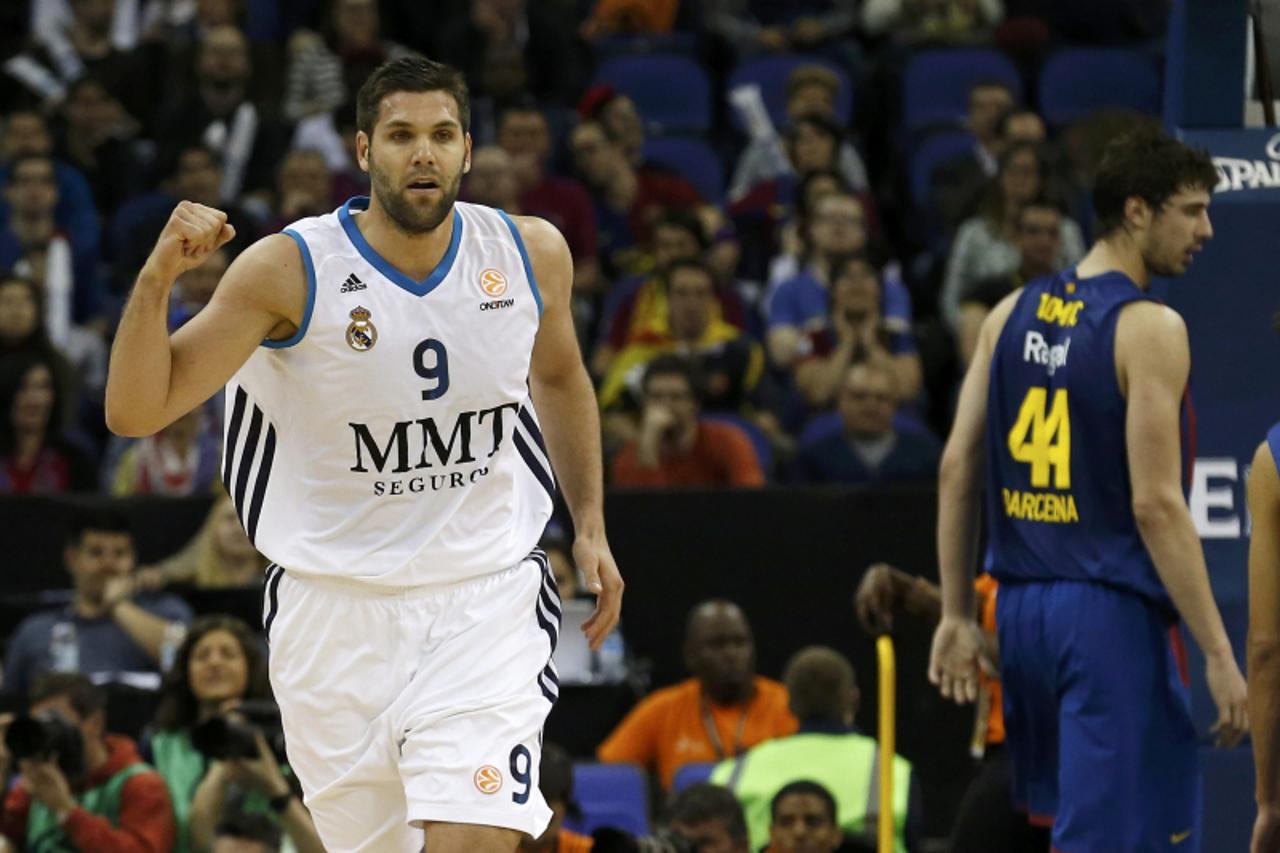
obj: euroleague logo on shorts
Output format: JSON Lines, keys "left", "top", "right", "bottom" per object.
{"left": 478, "top": 269, "right": 515, "bottom": 311}
{"left": 474, "top": 765, "right": 503, "bottom": 794}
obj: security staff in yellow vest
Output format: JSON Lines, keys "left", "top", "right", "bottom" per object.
{"left": 710, "top": 646, "right": 921, "bottom": 853}
{"left": 0, "top": 673, "right": 177, "bottom": 852}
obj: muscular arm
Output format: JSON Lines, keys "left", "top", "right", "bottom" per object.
{"left": 1250, "top": 440, "right": 1280, "bottom": 807}
{"left": 521, "top": 216, "right": 623, "bottom": 648}
{"left": 1117, "top": 304, "right": 1232, "bottom": 657}
{"left": 106, "top": 204, "right": 304, "bottom": 437}
{"left": 110, "top": 603, "right": 175, "bottom": 665}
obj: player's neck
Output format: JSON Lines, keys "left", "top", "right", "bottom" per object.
{"left": 1074, "top": 236, "right": 1151, "bottom": 290}
{"left": 356, "top": 199, "right": 458, "bottom": 281}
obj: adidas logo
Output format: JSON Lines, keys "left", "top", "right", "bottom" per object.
{"left": 340, "top": 273, "right": 366, "bottom": 293}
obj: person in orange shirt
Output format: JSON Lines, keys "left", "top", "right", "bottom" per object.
{"left": 519, "top": 743, "right": 593, "bottom": 853}
{"left": 854, "top": 564, "right": 1048, "bottom": 853}
{"left": 610, "top": 356, "right": 765, "bottom": 488}
{"left": 597, "top": 600, "right": 796, "bottom": 789}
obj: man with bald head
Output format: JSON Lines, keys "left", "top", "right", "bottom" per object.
{"left": 711, "top": 646, "right": 922, "bottom": 852}
{"left": 598, "top": 600, "right": 796, "bottom": 790}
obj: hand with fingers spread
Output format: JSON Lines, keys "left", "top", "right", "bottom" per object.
{"left": 145, "top": 200, "right": 236, "bottom": 283}
{"left": 928, "top": 615, "right": 985, "bottom": 704}
{"left": 1205, "top": 648, "right": 1248, "bottom": 748}
{"left": 573, "top": 532, "right": 623, "bottom": 651}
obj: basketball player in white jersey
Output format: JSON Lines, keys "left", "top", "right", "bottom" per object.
{"left": 104, "top": 57, "right": 623, "bottom": 853}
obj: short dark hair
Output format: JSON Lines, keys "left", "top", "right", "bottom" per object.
{"left": 666, "top": 257, "right": 717, "bottom": 289}
{"left": 154, "top": 615, "right": 272, "bottom": 731}
{"left": 1092, "top": 128, "right": 1217, "bottom": 237}
{"left": 356, "top": 57, "right": 470, "bottom": 138}
{"left": 770, "top": 779, "right": 838, "bottom": 824}
{"left": 30, "top": 672, "right": 106, "bottom": 719}
{"left": 783, "top": 646, "right": 856, "bottom": 721}
{"left": 654, "top": 209, "right": 708, "bottom": 250}
{"left": 789, "top": 112, "right": 842, "bottom": 143}
{"left": 1017, "top": 193, "right": 1067, "bottom": 223}
{"left": 66, "top": 508, "right": 133, "bottom": 548}
{"left": 642, "top": 354, "right": 700, "bottom": 401}
{"left": 666, "top": 783, "right": 748, "bottom": 841}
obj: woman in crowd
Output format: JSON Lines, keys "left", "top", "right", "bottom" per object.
{"left": 148, "top": 615, "right": 324, "bottom": 853}
{"left": 940, "top": 141, "right": 1085, "bottom": 327}
{"left": 0, "top": 349, "right": 94, "bottom": 493}
{"left": 136, "top": 492, "right": 269, "bottom": 590}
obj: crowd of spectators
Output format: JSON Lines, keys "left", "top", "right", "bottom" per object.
{"left": 0, "top": 0, "right": 1173, "bottom": 849}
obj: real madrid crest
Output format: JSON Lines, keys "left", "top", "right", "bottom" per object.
{"left": 346, "top": 306, "right": 378, "bottom": 351}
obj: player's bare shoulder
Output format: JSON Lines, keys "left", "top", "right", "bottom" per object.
{"left": 506, "top": 215, "right": 572, "bottom": 311}
{"left": 1114, "top": 300, "right": 1189, "bottom": 395}
{"left": 211, "top": 232, "right": 311, "bottom": 341}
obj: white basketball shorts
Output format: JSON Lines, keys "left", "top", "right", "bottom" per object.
{"left": 261, "top": 549, "right": 561, "bottom": 852}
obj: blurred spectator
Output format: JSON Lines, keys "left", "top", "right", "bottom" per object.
{"left": 110, "top": 145, "right": 257, "bottom": 295}
{"left": 600, "top": 258, "right": 763, "bottom": 414}
{"left": 282, "top": 0, "right": 415, "bottom": 125}
{"left": 0, "top": 109, "right": 102, "bottom": 270}
{"left": 570, "top": 119, "right": 700, "bottom": 278}
{"left": 853, "top": 565, "right": 1041, "bottom": 853}
{"left": 712, "top": 647, "right": 921, "bottom": 852}
{"left": 665, "top": 783, "right": 751, "bottom": 853}
{"left": 704, "top": 0, "right": 856, "bottom": 58}
{"left": 581, "top": 0, "right": 682, "bottom": 39}
{"left": 2, "top": 0, "right": 157, "bottom": 126}
{"left": 954, "top": 195, "right": 1063, "bottom": 365}
{"left": 212, "top": 812, "right": 283, "bottom": 853}
{"left": 152, "top": 24, "right": 289, "bottom": 210}
{"left": 765, "top": 780, "right": 845, "bottom": 853}
{"left": 610, "top": 356, "right": 765, "bottom": 489}
{"left": 792, "top": 253, "right": 921, "bottom": 408}
{"left": 577, "top": 87, "right": 646, "bottom": 172}
{"left": 597, "top": 599, "right": 795, "bottom": 789}
{"left": 941, "top": 142, "right": 1084, "bottom": 327}
{"left": 517, "top": 743, "right": 592, "bottom": 853}
{"left": 595, "top": 211, "right": 744, "bottom": 377}
{"left": 135, "top": 492, "right": 269, "bottom": 591}
{"left": 766, "top": 192, "right": 911, "bottom": 369}
{"left": 927, "top": 80, "right": 1015, "bottom": 226}
{"left": 0, "top": 350, "right": 96, "bottom": 494}
{"left": 933, "top": 105, "right": 1049, "bottom": 231}
{"left": 861, "top": 0, "right": 1004, "bottom": 43}
{"left": 264, "top": 149, "right": 335, "bottom": 233}
{"left": 55, "top": 75, "right": 149, "bottom": 219}
{"left": 0, "top": 275, "right": 71, "bottom": 371}
{"left": 169, "top": 246, "right": 231, "bottom": 330}
{"left": 3, "top": 509, "right": 194, "bottom": 697}
{"left": 793, "top": 362, "right": 940, "bottom": 484}
{"left": 763, "top": 167, "right": 849, "bottom": 288}
{"left": 0, "top": 153, "right": 104, "bottom": 331}
{"left": 147, "top": 616, "right": 324, "bottom": 853}
{"left": 730, "top": 64, "right": 869, "bottom": 201}
{"left": 106, "top": 402, "right": 222, "bottom": 496}
{"left": 436, "top": 0, "right": 579, "bottom": 109}
{"left": 0, "top": 672, "right": 177, "bottom": 852}
{"left": 464, "top": 146, "right": 521, "bottom": 212}
{"left": 498, "top": 104, "right": 599, "bottom": 293}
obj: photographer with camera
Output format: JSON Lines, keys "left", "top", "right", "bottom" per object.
{"left": 0, "top": 672, "right": 177, "bottom": 851}
{"left": 146, "top": 617, "right": 322, "bottom": 853}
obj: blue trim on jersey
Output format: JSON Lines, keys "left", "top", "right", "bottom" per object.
{"left": 497, "top": 209, "right": 544, "bottom": 316}
{"left": 337, "top": 196, "right": 463, "bottom": 297}
{"left": 263, "top": 229, "right": 316, "bottom": 348}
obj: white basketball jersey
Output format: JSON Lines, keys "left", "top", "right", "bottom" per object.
{"left": 222, "top": 198, "right": 555, "bottom": 587}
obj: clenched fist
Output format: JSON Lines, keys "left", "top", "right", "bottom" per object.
{"left": 146, "top": 200, "right": 236, "bottom": 281}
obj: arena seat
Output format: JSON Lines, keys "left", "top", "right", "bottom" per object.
{"left": 642, "top": 137, "right": 725, "bottom": 202}
{"left": 1038, "top": 48, "right": 1162, "bottom": 126}
{"left": 567, "top": 762, "right": 650, "bottom": 836}
{"left": 671, "top": 761, "right": 716, "bottom": 792}
{"left": 593, "top": 55, "right": 711, "bottom": 133}
{"left": 902, "top": 49, "right": 1022, "bottom": 133}
{"left": 908, "top": 130, "right": 976, "bottom": 210}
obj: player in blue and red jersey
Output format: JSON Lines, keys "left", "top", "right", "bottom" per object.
{"left": 928, "top": 128, "right": 1248, "bottom": 853}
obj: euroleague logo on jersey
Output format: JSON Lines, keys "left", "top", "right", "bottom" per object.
{"left": 474, "top": 765, "right": 503, "bottom": 794}
{"left": 478, "top": 268, "right": 516, "bottom": 311}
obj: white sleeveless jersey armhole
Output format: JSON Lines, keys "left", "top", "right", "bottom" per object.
{"left": 222, "top": 198, "right": 554, "bottom": 587}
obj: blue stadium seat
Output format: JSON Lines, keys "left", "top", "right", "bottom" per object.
{"left": 593, "top": 55, "right": 711, "bottom": 133}
{"left": 908, "top": 130, "right": 976, "bottom": 210}
{"left": 671, "top": 761, "right": 716, "bottom": 792}
{"left": 567, "top": 763, "right": 649, "bottom": 836}
{"left": 1038, "top": 48, "right": 1162, "bottom": 127}
{"left": 642, "top": 137, "right": 724, "bottom": 202}
{"left": 726, "top": 54, "right": 854, "bottom": 132}
{"left": 902, "top": 49, "right": 1022, "bottom": 133}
